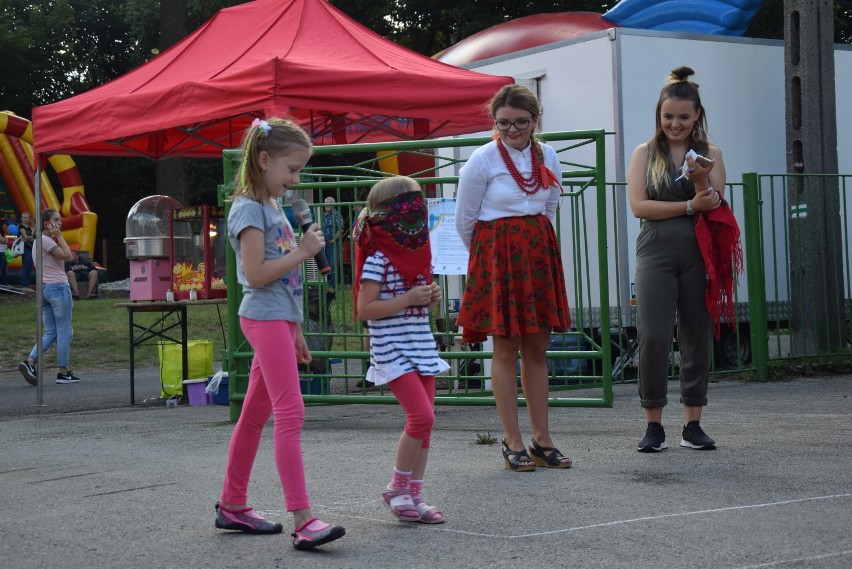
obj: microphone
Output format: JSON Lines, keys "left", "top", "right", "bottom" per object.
{"left": 291, "top": 199, "right": 331, "bottom": 275}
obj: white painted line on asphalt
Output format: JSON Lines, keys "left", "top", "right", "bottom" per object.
{"left": 732, "top": 549, "right": 852, "bottom": 568}
{"left": 309, "top": 492, "right": 852, "bottom": 539}
{"left": 495, "top": 492, "right": 852, "bottom": 539}
{"left": 259, "top": 492, "right": 852, "bottom": 540}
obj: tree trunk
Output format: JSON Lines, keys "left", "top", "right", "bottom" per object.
{"left": 156, "top": 0, "right": 189, "bottom": 205}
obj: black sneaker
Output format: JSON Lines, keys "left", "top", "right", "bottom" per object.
{"left": 19, "top": 361, "right": 37, "bottom": 386}
{"left": 680, "top": 421, "right": 716, "bottom": 450}
{"left": 56, "top": 371, "right": 81, "bottom": 384}
{"left": 637, "top": 422, "right": 668, "bottom": 452}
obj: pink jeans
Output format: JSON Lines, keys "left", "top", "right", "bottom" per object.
{"left": 221, "top": 317, "right": 309, "bottom": 512}
{"left": 387, "top": 371, "right": 436, "bottom": 446}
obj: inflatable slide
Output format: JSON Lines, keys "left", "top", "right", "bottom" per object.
{"left": 0, "top": 111, "right": 97, "bottom": 275}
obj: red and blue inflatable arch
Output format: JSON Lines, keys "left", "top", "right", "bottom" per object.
{"left": 435, "top": 0, "right": 763, "bottom": 66}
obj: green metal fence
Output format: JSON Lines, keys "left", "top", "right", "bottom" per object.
{"left": 216, "top": 134, "right": 852, "bottom": 422}
{"left": 741, "top": 172, "right": 852, "bottom": 380}
{"left": 584, "top": 174, "right": 852, "bottom": 384}
{"left": 218, "top": 131, "right": 613, "bottom": 420}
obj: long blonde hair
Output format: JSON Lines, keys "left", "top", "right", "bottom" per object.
{"left": 646, "top": 67, "right": 710, "bottom": 194}
{"left": 230, "top": 118, "right": 312, "bottom": 201}
{"left": 488, "top": 84, "right": 547, "bottom": 164}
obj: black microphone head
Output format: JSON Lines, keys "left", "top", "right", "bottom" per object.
{"left": 291, "top": 199, "right": 313, "bottom": 227}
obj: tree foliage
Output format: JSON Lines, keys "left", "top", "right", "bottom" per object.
{"left": 747, "top": 0, "right": 851, "bottom": 44}
{"left": 2, "top": 0, "right": 849, "bottom": 279}
{"left": 0, "top": 0, "right": 139, "bottom": 117}
{"left": 4, "top": 0, "right": 848, "bottom": 120}
{"left": 329, "top": 1, "right": 617, "bottom": 55}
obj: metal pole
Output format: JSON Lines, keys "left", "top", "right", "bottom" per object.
{"left": 594, "top": 131, "right": 613, "bottom": 406}
{"left": 742, "top": 172, "right": 768, "bottom": 381}
{"left": 34, "top": 159, "right": 44, "bottom": 406}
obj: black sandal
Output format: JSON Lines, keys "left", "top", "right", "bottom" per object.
{"left": 502, "top": 439, "right": 536, "bottom": 472}
{"left": 528, "top": 438, "right": 573, "bottom": 469}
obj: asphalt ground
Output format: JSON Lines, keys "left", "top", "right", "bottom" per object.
{"left": 1, "top": 366, "right": 850, "bottom": 569}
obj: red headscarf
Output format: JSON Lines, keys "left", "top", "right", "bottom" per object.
{"left": 694, "top": 201, "right": 744, "bottom": 339}
{"left": 352, "top": 191, "right": 431, "bottom": 319}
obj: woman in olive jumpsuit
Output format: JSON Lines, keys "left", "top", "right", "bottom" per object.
{"left": 626, "top": 66, "right": 727, "bottom": 453}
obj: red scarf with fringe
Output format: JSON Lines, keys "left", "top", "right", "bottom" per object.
{"left": 352, "top": 191, "right": 431, "bottom": 319}
{"left": 694, "top": 201, "right": 744, "bottom": 339}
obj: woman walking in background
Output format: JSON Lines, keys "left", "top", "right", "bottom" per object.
{"left": 18, "top": 209, "right": 79, "bottom": 385}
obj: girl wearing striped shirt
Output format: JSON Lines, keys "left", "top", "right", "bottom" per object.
{"left": 354, "top": 176, "right": 450, "bottom": 524}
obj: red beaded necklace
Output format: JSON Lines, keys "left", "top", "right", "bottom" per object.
{"left": 496, "top": 138, "right": 545, "bottom": 195}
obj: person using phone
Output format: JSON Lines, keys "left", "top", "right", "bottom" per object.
{"left": 19, "top": 209, "right": 80, "bottom": 385}
{"left": 626, "top": 66, "right": 727, "bottom": 453}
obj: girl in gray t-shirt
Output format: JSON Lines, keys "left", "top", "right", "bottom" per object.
{"left": 215, "top": 118, "right": 345, "bottom": 551}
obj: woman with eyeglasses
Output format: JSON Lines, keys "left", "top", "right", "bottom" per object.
{"left": 455, "top": 84, "right": 573, "bottom": 472}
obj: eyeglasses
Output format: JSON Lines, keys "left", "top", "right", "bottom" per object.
{"left": 494, "top": 118, "right": 533, "bottom": 131}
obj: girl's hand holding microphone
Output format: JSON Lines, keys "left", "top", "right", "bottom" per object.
{"left": 298, "top": 224, "right": 325, "bottom": 258}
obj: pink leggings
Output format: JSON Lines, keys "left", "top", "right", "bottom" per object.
{"left": 221, "top": 317, "right": 309, "bottom": 512}
{"left": 387, "top": 371, "right": 436, "bottom": 447}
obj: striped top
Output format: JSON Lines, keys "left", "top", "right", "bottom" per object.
{"left": 361, "top": 251, "right": 449, "bottom": 386}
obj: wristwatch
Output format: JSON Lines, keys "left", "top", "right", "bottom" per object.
{"left": 685, "top": 200, "right": 695, "bottom": 215}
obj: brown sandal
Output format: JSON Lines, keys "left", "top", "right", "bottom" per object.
{"left": 528, "top": 438, "right": 573, "bottom": 469}
{"left": 502, "top": 439, "right": 536, "bottom": 472}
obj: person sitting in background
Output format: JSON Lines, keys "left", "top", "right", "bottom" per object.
{"left": 19, "top": 211, "right": 35, "bottom": 289}
{"left": 0, "top": 210, "right": 10, "bottom": 286}
{"left": 65, "top": 251, "right": 98, "bottom": 299}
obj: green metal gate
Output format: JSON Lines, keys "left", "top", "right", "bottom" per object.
{"left": 217, "top": 130, "right": 613, "bottom": 420}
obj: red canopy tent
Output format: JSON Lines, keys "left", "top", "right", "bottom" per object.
{"left": 32, "top": 0, "right": 513, "bottom": 159}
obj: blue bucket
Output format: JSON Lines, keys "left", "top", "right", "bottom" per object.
{"left": 211, "top": 374, "right": 229, "bottom": 405}
{"left": 547, "top": 333, "right": 588, "bottom": 384}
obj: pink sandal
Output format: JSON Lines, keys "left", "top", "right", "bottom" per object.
{"left": 381, "top": 488, "right": 420, "bottom": 522}
{"left": 413, "top": 498, "right": 445, "bottom": 524}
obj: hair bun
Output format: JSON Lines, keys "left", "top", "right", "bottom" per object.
{"left": 668, "top": 66, "right": 695, "bottom": 83}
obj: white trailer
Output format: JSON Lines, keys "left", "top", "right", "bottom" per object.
{"left": 442, "top": 27, "right": 852, "bottom": 365}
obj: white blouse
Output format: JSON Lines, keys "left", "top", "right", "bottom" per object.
{"left": 454, "top": 139, "right": 562, "bottom": 250}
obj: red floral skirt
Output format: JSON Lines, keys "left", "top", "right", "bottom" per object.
{"left": 458, "top": 215, "right": 571, "bottom": 343}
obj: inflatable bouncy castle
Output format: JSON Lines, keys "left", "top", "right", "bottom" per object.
{"left": 0, "top": 111, "right": 98, "bottom": 279}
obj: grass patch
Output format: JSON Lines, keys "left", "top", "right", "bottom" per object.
{"left": 0, "top": 293, "right": 229, "bottom": 371}
{"left": 475, "top": 432, "right": 498, "bottom": 445}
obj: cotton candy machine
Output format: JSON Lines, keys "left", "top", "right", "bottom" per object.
{"left": 124, "top": 195, "right": 183, "bottom": 301}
